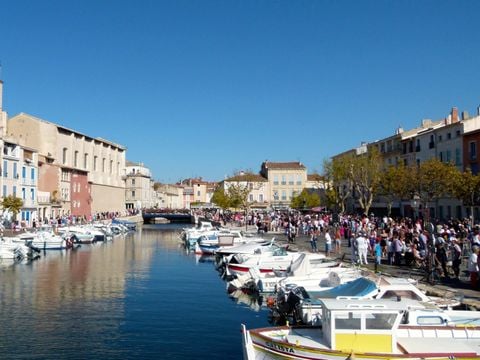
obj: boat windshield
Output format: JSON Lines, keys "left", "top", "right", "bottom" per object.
{"left": 334, "top": 312, "right": 397, "bottom": 330}
{"left": 272, "top": 247, "right": 288, "bottom": 256}
{"left": 365, "top": 313, "right": 397, "bottom": 330}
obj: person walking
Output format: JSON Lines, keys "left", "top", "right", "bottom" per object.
{"left": 468, "top": 246, "right": 479, "bottom": 289}
{"left": 324, "top": 228, "right": 332, "bottom": 257}
{"left": 355, "top": 232, "right": 368, "bottom": 265}
{"left": 451, "top": 238, "right": 462, "bottom": 279}
{"left": 310, "top": 229, "right": 318, "bottom": 253}
{"left": 334, "top": 227, "right": 342, "bottom": 254}
{"left": 374, "top": 239, "right": 382, "bottom": 272}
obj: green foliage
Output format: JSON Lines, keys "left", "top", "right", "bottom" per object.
{"left": 290, "top": 189, "right": 321, "bottom": 209}
{"left": 349, "top": 147, "right": 382, "bottom": 215}
{"left": 226, "top": 183, "right": 250, "bottom": 210}
{"left": 1, "top": 195, "right": 23, "bottom": 218}
{"left": 378, "top": 164, "right": 411, "bottom": 215}
{"left": 211, "top": 186, "right": 230, "bottom": 209}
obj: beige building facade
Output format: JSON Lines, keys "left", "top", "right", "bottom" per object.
{"left": 125, "top": 161, "right": 155, "bottom": 210}
{"left": 7, "top": 113, "right": 126, "bottom": 215}
{"left": 224, "top": 172, "right": 269, "bottom": 209}
{"left": 260, "top": 161, "right": 307, "bottom": 209}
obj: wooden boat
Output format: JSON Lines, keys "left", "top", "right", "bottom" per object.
{"left": 242, "top": 298, "right": 480, "bottom": 360}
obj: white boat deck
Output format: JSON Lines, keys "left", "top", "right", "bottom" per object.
{"left": 397, "top": 337, "right": 480, "bottom": 355}
{"left": 285, "top": 328, "right": 330, "bottom": 349}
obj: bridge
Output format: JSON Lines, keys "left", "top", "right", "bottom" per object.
{"left": 142, "top": 212, "right": 194, "bottom": 224}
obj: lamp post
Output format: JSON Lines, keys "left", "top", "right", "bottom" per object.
{"left": 411, "top": 195, "right": 420, "bottom": 221}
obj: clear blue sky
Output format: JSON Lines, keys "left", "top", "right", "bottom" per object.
{"left": 2, "top": 0, "right": 480, "bottom": 183}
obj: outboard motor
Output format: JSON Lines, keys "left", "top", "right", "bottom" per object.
{"left": 275, "top": 285, "right": 309, "bottom": 317}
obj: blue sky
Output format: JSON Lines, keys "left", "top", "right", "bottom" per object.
{"left": 1, "top": 0, "right": 480, "bottom": 183}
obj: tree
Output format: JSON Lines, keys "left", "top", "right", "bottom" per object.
{"left": 451, "top": 167, "right": 480, "bottom": 226}
{"left": 323, "top": 157, "right": 353, "bottom": 213}
{"left": 226, "top": 183, "right": 250, "bottom": 211}
{"left": 412, "top": 159, "right": 457, "bottom": 221}
{"left": 1, "top": 195, "right": 23, "bottom": 221}
{"left": 378, "top": 164, "right": 412, "bottom": 216}
{"left": 348, "top": 147, "right": 382, "bottom": 215}
{"left": 290, "top": 189, "right": 321, "bottom": 209}
{"left": 211, "top": 185, "right": 230, "bottom": 209}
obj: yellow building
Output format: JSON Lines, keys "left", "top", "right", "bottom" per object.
{"left": 260, "top": 161, "right": 307, "bottom": 209}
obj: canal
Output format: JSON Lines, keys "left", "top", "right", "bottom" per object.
{"left": 0, "top": 224, "right": 270, "bottom": 359}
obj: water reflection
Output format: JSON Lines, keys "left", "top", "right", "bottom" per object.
{"left": 0, "top": 224, "right": 268, "bottom": 360}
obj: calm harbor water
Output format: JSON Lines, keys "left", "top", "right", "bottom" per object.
{"left": 0, "top": 224, "right": 270, "bottom": 359}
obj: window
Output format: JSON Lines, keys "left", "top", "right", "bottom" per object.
{"left": 22, "top": 166, "right": 26, "bottom": 179}
{"left": 281, "top": 190, "right": 287, "bottom": 201}
{"left": 281, "top": 175, "right": 286, "bottom": 185}
{"left": 438, "top": 135, "right": 443, "bottom": 142}
{"left": 132, "top": 179, "right": 135, "bottom": 185}
{"left": 13, "top": 163, "right": 17, "bottom": 178}
{"left": 456, "top": 130, "right": 461, "bottom": 137}
{"left": 74, "top": 151, "right": 78, "bottom": 167}
{"left": 273, "top": 190, "right": 279, "bottom": 201}
{"left": 132, "top": 190, "right": 135, "bottom": 198}
{"left": 249, "top": 194, "right": 253, "bottom": 202}
{"left": 30, "top": 189, "right": 34, "bottom": 200}
{"left": 102, "top": 158, "right": 106, "bottom": 172}
{"left": 22, "top": 188, "right": 26, "bottom": 200}
{"left": 117, "top": 162, "right": 120, "bottom": 175}
{"left": 446, "top": 150, "right": 451, "bottom": 162}
{"left": 273, "top": 175, "right": 279, "bottom": 185}
{"left": 365, "top": 313, "right": 396, "bottom": 330}
{"left": 84, "top": 153, "right": 88, "bottom": 169}
{"left": 335, "top": 312, "right": 361, "bottom": 330}
{"left": 12, "top": 186, "right": 16, "bottom": 197}
{"left": 62, "top": 148, "right": 68, "bottom": 165}
{"left": 415, "top": 139, "right": 421, "bottom": 152}
{"left": 429, "top": 135, "right": 435, "bottom": 149}
{"left": 93, "top": 156, "right": 97, "bottom": 171}
{"left": 447, "top": 132, "right": 451, "bottom": 140}
{"left": 455, "top": 148, "right": 461, "bottom": 165}
{"left": 3, "top": 160, "right": 7, "bottom": 177}
{"left": 110, "top": 160, "right": 113, "bottom": 174}
{"left": 197, "top": 191, "right": 200, "bottom": 196}
{"left": 470, "top": 141, "right": 477, "bottom": 160}
{"left": 288, "top": 175, "right": 294, "bottom": 185}
{"left": 296, "top": 175, "right": 302, "bottom": 185}
{"left": 259, "top": 194, "right": 264, "bottom": 202}
{"left": 31, "top": 168, "right": 35, "bottom": 180}
{"left": 439, "top": 152, "right": 444, "bottom": 162}
{"left": 3, "top": 185, "right": 7, "bottom": 196}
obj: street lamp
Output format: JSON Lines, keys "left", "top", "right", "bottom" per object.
{"left": 411, "top": 195, "right": 420, "bottom": 220}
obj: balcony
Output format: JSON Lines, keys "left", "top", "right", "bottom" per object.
{"left": 37, "top": 191, "right": 51, "bottom": 204}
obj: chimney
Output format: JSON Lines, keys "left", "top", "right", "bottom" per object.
{"left": 451, "top": 107, "right": 459, "bottom": 123}
{"left": 462, "top": 111, "right": 470, "bottom": 120}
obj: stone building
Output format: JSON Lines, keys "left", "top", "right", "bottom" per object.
{"left": 7, "top": 113, "right": 126, "bottom": 217}
{"left": 260, "top": 161, "right": 307, "bottom": 209}
{"left": 124, "top": 161, "right": 155, "bottom": 210}
{"left": 224, "top": 172, "right": 269, "bottom": 209}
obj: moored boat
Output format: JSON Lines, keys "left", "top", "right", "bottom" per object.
{"left": 242, "top": 297, "right": 480, "bottom": 360}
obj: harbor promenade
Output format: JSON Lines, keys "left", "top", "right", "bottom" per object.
{"left": 234, "top": 225, "right": 480, "bottom": 310}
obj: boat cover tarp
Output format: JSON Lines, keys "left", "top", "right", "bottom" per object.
{"left": 309, "top": 277, "right": 378, "bottom": 299}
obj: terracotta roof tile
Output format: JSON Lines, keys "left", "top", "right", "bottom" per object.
{"left": 262, "top": 161, "right": 306, "bottom": 169}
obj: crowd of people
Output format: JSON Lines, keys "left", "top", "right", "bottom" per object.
{"left": 197, "top": 207, "right": 480, "bottom": 289}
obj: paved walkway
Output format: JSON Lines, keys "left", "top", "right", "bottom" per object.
{"left": 238, "top": 226, "right": 480, "bottom": 309}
